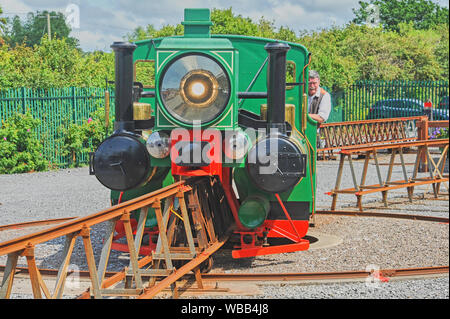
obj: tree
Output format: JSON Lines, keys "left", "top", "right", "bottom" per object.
{"left": 0, "top": 5, "right": 7, "bottom": 38}
{"left": 5, "top": 15, "right": 25, "bottom": 45}
{"left": 126, "top": 8, "right": 298, "bottom": 42}
{"left": 126, "top": 24, "right": 157, "bottom": 42}
{"left": 432, "top": 24, "right": 449, "bottom": 79}
{"left": 210, "top": 8, "right": 258, "bottom": 36}
{"left": 5, "top": 10, "right": 79, "bottom": 48}
{"left": 352, "top": 0, "right": 449, "bottom": 31}
{"left": 0, "top": 36, "right": 114, "bottom": 89}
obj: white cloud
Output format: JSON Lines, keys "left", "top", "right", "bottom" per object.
{"left": 72, "top": 29, "right": 122, "bottom": 52}
{"left": 0, "top": 0, "right": 33, "bottom": 13}
{"left": 267, "top": 2, "right": 307, "bottom": 24}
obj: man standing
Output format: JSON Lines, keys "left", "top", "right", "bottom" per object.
{"left": 308, "top": 70, "right": 331, "bottom": 124}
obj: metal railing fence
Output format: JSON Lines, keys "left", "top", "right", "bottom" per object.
{"left": 0, "top": 87, "right": 114, "bottom": 168}
{"left": 328, "top": 80, "right": 449, "bottom": 123}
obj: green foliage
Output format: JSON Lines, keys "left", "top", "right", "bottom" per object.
{"left": 82, "top": 107, "right": 113, "bottom": 148}
{"left": 126, "top": 8, "right": 297, "bottom": 42}
{"left": 352, "top": 0, "right": 449, "bottom": 31}
{"left": 299, "top": 22, "right": 448, "bottom": 90}
{"left": 210, "top": 8, "right": 258, "bottom": 36}
{"left": 299, "top": 27, "right": 358, "bottom": 90}
{"left": 0, "top": 37, "right": 114, "bottom": 88}
{"left": 135, "top": 60, "right": 155, "bottom": 88}
{"left": 4, "top": 10, "right": 79, "bottom": 48}
{"left": 0, "top": 7, "right": 448, "bottom": 94}
{"left": 126, "top": 23, "right": 184, "bottom": 41}
{"left": 433, "top": 24, "right": 449, "bottom": 80}
{"left": 58, "top": 122, "right": 85, "bottom": 167}
{"left": 211, "top": 8, "right": 298, "bottom": 40}
{"left": 430, "top": 127, "right": 449, "bottom": 139}
{"left": 124, "top": 7, "right": 448, "bottom": 92}
{"left": 0, "top": 6, "right": 7, "bottom": 37}
{"left": 127, "top": 25, "right": 157, "bottom": 41}
{"left": 57, "top": 107, "right": 112, "bottom": 168}
{"left": 0, "top": 112, "right": 48, "bottom": 174}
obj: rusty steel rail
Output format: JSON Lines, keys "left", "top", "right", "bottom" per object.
{"left": 0, "top": 180, "right": 201, "bottom": 299}
{"left": 0, "top": 176, "right": 234, "bottom": 299}
{"left": 316, "top": 210, "right": 449, "bottom": 223}
{"left": 3, "top": 265, "right": 447, "bottom": 288}
{"left": 134, "top": 208, "right": 449, "bottom": 290}
{"left": 317, "top": 116, "right": 424, "bottom": 159}
{"left": 0, "top": 217, "right": 76, "bottom": 232}
{"left": 0, "top": 181, "right": 187, "bottom": 256}
{"left": 76, "top": 229, "right": 232, "bottom": 299}
{"left": 1, "top": 208, "right": 447, "bottom": 298}
{"left": 200, "top": 266, "right": 449, "bottom": 282}
{"left": 138, "top": 232, "right": 231, "bottom": 299}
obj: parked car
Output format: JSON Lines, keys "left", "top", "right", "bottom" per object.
{"left": 435, "top": 96, "right": 449, "bottom": 120}
{"left": 366, "top": 98, "right": 449, "bottom": 120}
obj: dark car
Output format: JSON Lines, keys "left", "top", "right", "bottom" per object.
{"left": 435, "top": 96, "right": 449, "bottom": 120}
{"left": 366, "top": 98, "right": 449, "bottom": 120}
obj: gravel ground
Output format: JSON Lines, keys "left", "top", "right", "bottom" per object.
{"left": 315, "top": 151, "right": 449, "bottom": 214}
{"left": 242, "top": 277, "right": 449, "bottom": 299}
{"left": 0, "top": 152, "right": 448, "bottom": 299}
{"left": 0, "top": 168, "right": 110, "bottom": 225}
{"left": 213, "top": 214, "right": 449, "bottom": 273}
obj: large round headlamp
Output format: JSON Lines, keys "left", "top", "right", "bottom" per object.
{"left": 159, "top": 54, "right": 230, "bottom": 125}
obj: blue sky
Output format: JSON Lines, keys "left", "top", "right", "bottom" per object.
{"left": 1, "top": 0, "right": 448, "bottom": 52}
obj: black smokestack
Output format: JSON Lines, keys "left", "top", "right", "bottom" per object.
{"left": 264, "top": 42, "right": 290, "bottom": 134}
{"left": 110, "top": 41, "right": 137, "bottom": 132}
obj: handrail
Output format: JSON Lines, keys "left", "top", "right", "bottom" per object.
{"left": 317, "top": 116, "right": 424, "bottom": 157}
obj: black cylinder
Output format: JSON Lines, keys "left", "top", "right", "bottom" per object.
{"left": 93, "top": 132, "right": 152, "bottom": 191}
{"left": 111, "top": 41, "right": 137, "bottom": 132}
{"left": 264, "top": 42, "right": 290, "bottom": 134}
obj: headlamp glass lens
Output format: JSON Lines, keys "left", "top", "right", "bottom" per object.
{"left": 160, "top": 54, "right": 230, "bottom": 124}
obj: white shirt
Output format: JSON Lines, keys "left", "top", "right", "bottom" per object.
{"left": 307, "top": 88, "right": 331, "bottom": 122}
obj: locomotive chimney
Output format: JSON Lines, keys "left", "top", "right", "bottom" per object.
{"left": 264, "top": 42, "right": 290, "bottom": 134}
{"left": 111, "top": 41, "right": 137, "bottom": 132}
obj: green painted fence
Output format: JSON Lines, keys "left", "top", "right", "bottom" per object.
{"left": 328, "top": 80, "right": 449, "bottom": 122}
{"left": 1, "top": 81, "right": 448, "bottom": 168}
{"left": 0, "top": 87, "right": 114, "bottom": 168}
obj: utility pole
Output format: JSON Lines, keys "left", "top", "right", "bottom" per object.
{"left": 38, "top": 11, "right": 57, "bottom": 41}
{"left": 46, "top": 12, "right": 51, "bottom": 41}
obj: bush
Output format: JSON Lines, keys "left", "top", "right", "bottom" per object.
{"left": 82, "top": 107, "right": 113, "bottom": 149}
{"left": 0, "top": 112, "right": 48, "bottom": 174}
{"left": 0, "top": 37, "right": 114, "bottom": 89}
{"left": 58, "top": 122, "right": 85, "bottom": 168}
{"left": 57, "top": 106, "right": 112, "bottom": 168}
